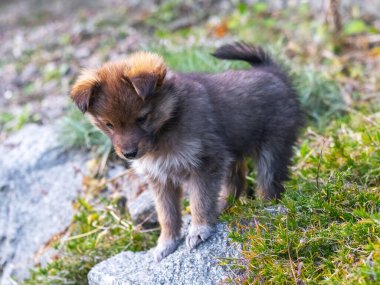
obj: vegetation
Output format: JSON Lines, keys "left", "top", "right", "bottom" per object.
{"left": 23, "top": 198, "right": 157, "bottom": 285}
{"left": 20, "top": 2, "right": 379, "bottom": 284}
{"left": 222, "top": 111, "right": 380, "bottom": 284}
{"left": 60, "top": 106, "right": 111, "bottom": 156}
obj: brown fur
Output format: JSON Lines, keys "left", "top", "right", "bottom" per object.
{"left": 217, "top": 159, "right": 246, "bottom": 213}
{"left": 124, "top": 51, "right": 166, "bottom": 80}
{"left": 70, "top": 43, "right": 302, "bottom": 261}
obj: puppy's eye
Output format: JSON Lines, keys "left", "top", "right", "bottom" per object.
{"left": 106, "top": 122, "right": 114, "bottom": 130}
{"left": 136, "top": 115, "right": 148, "bottom": 124}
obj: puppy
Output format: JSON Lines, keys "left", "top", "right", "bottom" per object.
{"left": 70, "top": 42, "right": 302, "bottom": 261}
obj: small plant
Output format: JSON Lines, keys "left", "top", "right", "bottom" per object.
{"left": 293, "top": 65, "right": 345, "bottom": 128}
{"left": 157, "top": 46, "right": 248, "bottom": 73}
{"left": 0, "top": 107, "right": 40, "bottom": 133}
{"left": 60, "top": 105, "right": 112, "bottom": 155}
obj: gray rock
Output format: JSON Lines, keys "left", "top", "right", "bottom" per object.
{"left": 0, "top": 124, "right": 88, "bottom": 284}
{"left": 127, "top": 189, "right": 157, "bottom": 228}
{"left": 20, "top": 63, "right": 39, "bottom": 83}
{"left": 88, "top": 217, "right": 240, "bottom": 285}
{"left": 120, "top": 170, "right": 158, "bottom": 228}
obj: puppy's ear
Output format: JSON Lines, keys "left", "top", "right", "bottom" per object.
{"left": 128, "top": 70, "right": 166, "bottom": 99}
{"left": 124, "top": 51, "right": 167, "bottom": 99}
{"left": 70, "top": 70, "right": 100, "bottom": 113}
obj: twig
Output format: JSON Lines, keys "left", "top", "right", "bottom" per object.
{"left": 139, "top": 227, "right": 161, "bottom": 233}
{"left": 286, "top": 214, "right": 298, "bottom": 284}
{"left": 108, "top": 208, "right": 133, "bottom": 228}
{"left": 99, "top": 147, "right": 112, "bottom": 174}
{"left": 221, "top": 259, "right": 240, "bottom": 283}
{"left": 65, "top": 228, "right": 101, "bottom": 241}
{"left": 134, "top": 211, "right": 157, "bottom": 230}
{"left": 297, "top": 262, "right": 304, "bottom": 284}
{"left": 95, "top": 229, "right": 110, "bottom": 245}
{"left": 345, "top": 34, "right": 380, "bottom": 48}
{"left": 345, "top": 107, "right": 380, "bottom": 127}
{"left": 316, "top": 140, "right": 325, "bottom": 191}
{"left": 106, "top": 169, "right": 130, "bottom": 184}
{"left": 327, "top": 0, "right": 342, "bottom": 36}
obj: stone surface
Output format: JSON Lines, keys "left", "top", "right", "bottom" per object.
{"left": 88, "top": 217, "right": 240, "bottom": 285}
{"left": 118, "top": 170, "right": 158, "bottom": 228}
{"left": 0, "top": 124, "right": 88, "bottom": 284}
{"left": 127, "top": 189, "right": 157, "bottom": 228}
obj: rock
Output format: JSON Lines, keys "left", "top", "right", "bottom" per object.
{"left": 75, "top": 47, "right": 91, "bottom": 59}
{"left": 88, "top": 217, "right": 240, "bottom": 285}
{"left": 127, "top": 189, "right": 157, "bottom": 228}
{"left": 0, "top": 124, "right": 88, "bottom": 285}
{"left": 20, "top": 64, "right": 39, "bottom": 83}
{"left": 121, "top": 170, "right": 158, "bottom": 228}
{"left": 40, "top": 92, "right": 68, "bottom": 120}
{"left": 105, "top": 164, "right": 158, "bottom": 228}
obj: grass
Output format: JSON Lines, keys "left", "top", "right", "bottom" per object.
{"left": 158, "top": 47, "right": 248, "bottom": 72}
{"left": 222, "top": 111, "right": 380, "bottom": 284}
{"left": 60, "top": 105, "right": 111, "bottom": 156}
{"left": 22, "top": 197, "right": 158, "bottom": 285}
{"left": 293, "top": 66, "right": 344, "bottom": 128}
{"left": 23, "top": 2, "right": 380, "bottom": 285}
{"left": 0, "top": 107, "right": 40, "bottom": 134}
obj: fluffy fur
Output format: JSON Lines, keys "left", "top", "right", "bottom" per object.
{"left": 124, "top": 51, "right": 166, "bottom": 79}
{"left": 70, "top": 42, "right": 303, "bottom": 261}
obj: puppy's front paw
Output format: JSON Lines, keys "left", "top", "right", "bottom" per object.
{"left": 186, "top": 224, "right": 214, "bottom": 250}
{"left": 153, "top": 238, "right": 181, "bottom": 262}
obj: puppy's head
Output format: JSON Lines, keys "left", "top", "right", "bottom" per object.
{"left": 70, "top": 51, "right": 176, "bottom": 160}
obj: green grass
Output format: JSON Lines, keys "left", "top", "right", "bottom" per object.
{"left": 0, "top": 107, "right": 40, "bottom": 133}
{"left": 22, "top": 197, "right": 158, "bottom": 285}
{"left": 293, "top": 66, "right": 344, "bottom": 128}
{"left": 158, "top": 47, "right": 248, "bottom": 73}
{"left": 222, "top": 111, "right": 380, "bottom": 284}
{"left": 60, "top": 105, "right": 111, "bottom": 155}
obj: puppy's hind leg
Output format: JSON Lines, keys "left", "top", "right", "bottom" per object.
{"left": 255, "top": 144, "right": 293, "bottom": 201}
{"left": 152, "top": 180, "right": 182, "bottom": 261}
{"left": 217, "top": 159, "right": 246, "bottom": 213}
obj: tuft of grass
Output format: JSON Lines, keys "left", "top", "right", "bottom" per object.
{"left": 156, "top": 46, "right": 248, "bottom": 73}
{"left": 222, "top": 111, "right": 380, "bottom": 284}
{"left": 292, "top": 65, "right": 345, "bottom": 128}
{"left": 0, "top": 107, "right": 40, "bottom": 134}
{"left": 22, "top": 197, "right": 157, "bottom": 285}
{"left": 60, "top": 104, "right": 111, "bottom": 156}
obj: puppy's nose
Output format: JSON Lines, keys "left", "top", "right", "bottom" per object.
{"left": 123, "top": 149, "right": 138, "bottom": 159}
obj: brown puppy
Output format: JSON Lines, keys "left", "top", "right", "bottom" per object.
{"left": 70, "top": 42, "right": 302, "bottom": 261}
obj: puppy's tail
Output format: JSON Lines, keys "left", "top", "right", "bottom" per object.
{"left": 212, "top": 42, "right": 273, "bottom": 67}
